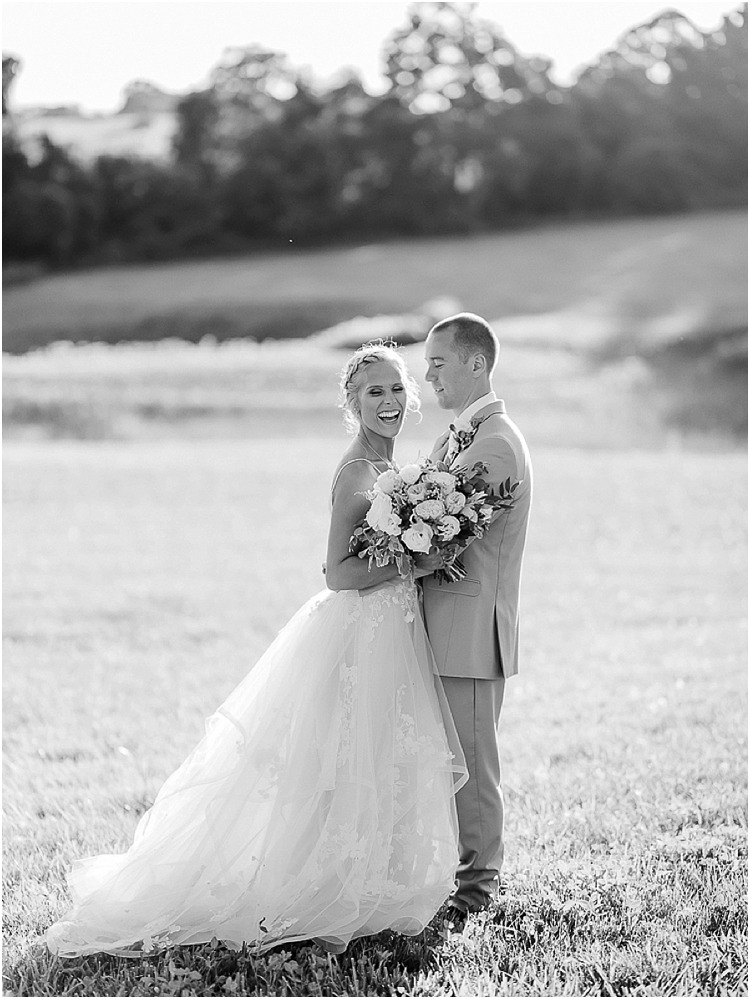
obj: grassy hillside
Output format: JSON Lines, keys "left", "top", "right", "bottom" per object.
{"left": 3, "top": 439, "right": 746, "bottom": 996}
{"left": 4, "top": 211, "right": 746, "bottom": 447}
{"left": 4, "top": 211, "right": 746, "bottom": 354}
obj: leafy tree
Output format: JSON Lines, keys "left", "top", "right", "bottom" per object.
{"left": 218, "top": 81, "right": 342, "bottom": 241}
{"left": 380, "top": 2, "right": 572, "bottom": 227}
{"left": 610, "top": 138, "right": 707, "bottom": 212}
{"left": 173, "top": 89, "right": 220, "bottom": 182}
{"left": 3, "top": 134, "right": 98, "bottom": 262}
{"left": 309, "top": 72, "right": 379, "bottom": 234}
{"left": 350, "top": 96, "right": 464, "bottom": 234}
{"left": 3, "top": 179, "right": 76, "bottom": 262}
{"left": 665, "top": 7, "right": 747, "bottom": 199}
{"left": 2, "top": 53, "right": 19, "bottom": 115}
{"left": 2, "top": 2, "right": 746, "bottom": 267}
{"left": 571, "top": 6, "right": 747, "bottom": 211}
{"left": 2, "top": 127, "right": 28, "bottom": 194}
{"left": 93, "top": 155, "right": 217, "bottom": 260}
{"left": 208, "top": 45, "right": 304, "bottom": 167}
{"left": 383, "top": 1, "right": 552, "bottom": 113}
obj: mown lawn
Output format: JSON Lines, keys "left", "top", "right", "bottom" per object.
{"left": 3, "top": 435, "right": 747, "bottom": 996}
{"left": 3, "top": 210, "right": 746, "bottom": 352}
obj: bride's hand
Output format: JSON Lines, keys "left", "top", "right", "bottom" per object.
{"left": 412, "top": 553, "right": 444, "bottom": 579}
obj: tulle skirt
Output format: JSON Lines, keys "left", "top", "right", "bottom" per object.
{"left": 46, "top": 580, "right": 467, "bottom": 957}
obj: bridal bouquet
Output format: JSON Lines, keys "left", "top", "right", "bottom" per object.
{"left": 350, "top": 457, "right": 519, "bottom": 584}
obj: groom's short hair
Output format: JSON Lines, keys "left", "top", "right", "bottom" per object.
{"left": 430, "top": 313, "right": 499, "bottom": 373}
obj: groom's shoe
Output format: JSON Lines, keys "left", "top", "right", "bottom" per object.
{"left": 438, "top": 903, "right": 468, "bottom": 937}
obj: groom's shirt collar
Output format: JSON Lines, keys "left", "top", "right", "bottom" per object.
{"left": 457, "top": 391, "right": 499, "bottom": 423}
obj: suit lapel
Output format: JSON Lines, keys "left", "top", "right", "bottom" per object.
{"left": 448, "top": 400, "right": 506, "bottom": 466}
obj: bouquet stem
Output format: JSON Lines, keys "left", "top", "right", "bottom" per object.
{"left": 435, "top": 556, "right": 467, "bottom": 585}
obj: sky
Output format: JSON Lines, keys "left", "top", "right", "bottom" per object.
{"left": 2, "top": 1, "right": 740, "bottom": 114}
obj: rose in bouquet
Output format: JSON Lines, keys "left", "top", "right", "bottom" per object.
{"left": 349, "top": 457, "right": 519, "bottom": 583}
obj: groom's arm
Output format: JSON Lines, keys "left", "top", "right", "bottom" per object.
{"left": 430, "top": 430, "right": 451, "bottom": 463}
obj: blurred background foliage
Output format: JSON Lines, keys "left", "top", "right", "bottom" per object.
{"left": 2, "top": 2, "right": 747, "bottom": 269}
{"left": 2, "top": 2, "right": 746, "bottom": 445}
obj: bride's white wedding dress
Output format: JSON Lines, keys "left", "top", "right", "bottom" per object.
{"left": 46, "top": 573, "right": 467, "bottom": 957}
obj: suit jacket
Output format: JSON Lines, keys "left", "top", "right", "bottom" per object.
{"left": 421, "top": 401, "right": 532, "bottom": 679}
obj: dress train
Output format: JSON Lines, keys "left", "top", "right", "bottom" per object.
{"left": 46, "top": 580, "right": 467, "bottom": 956}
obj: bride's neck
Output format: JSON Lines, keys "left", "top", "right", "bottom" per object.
{"left": 357, "top": 428, "right": 394, "bottom": 463}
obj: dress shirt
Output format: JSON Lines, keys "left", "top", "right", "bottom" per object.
{"left": 455, "top": 391, "right": 498, "bottom": 424}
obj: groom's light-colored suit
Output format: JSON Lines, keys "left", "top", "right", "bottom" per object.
{"left": 422, "top": 399, "right": 532, "bottom": 911}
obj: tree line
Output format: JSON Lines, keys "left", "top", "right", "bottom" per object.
{"left": 2, "top": 2, "right": 747, "bottom": 269}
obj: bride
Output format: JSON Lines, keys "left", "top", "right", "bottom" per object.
{"left": 46, "top": 343, "right": 467, "bottom": 958}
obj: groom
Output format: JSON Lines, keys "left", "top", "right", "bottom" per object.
{"left": 421, "top": 313, "right": 532, "bottom": 927}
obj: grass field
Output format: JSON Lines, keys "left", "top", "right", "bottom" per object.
{"left": 0, "top": 335, "right": 679, "bottom": 451}
{"left": 3, "top": 433, "right": 747, "bottom": 996}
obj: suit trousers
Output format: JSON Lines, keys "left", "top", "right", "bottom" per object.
{"left": 441, "top": 675, "right": 506, "bottom": 912}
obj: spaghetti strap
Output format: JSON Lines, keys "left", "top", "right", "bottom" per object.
{"left": 330, "top": 457, "right": 380, "bottom": 499}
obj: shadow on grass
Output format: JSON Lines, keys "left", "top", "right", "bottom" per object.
{"left": 7, "top": 849, "right": 747, "bottom": 997}
{"left": 2, "top": 299, "right": 376, "bottom": 355}
{"left": 6, "top": 926, "right": 445, "bottom": 998}
{"left": 648, "top": 327, "right": 748, "bottom": 439}
{"left": 594, "top": 321, "right": 748, "bottom": 442}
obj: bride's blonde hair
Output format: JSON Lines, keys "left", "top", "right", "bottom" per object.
{"left": 338, "top": 341, "right": 421, "bottom": 434}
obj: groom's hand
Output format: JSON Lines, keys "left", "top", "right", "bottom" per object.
{"left": 413, "top": 553, "right": 444, "bottom": 579}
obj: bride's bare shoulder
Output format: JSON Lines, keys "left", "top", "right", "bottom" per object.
{"left": 330, "top": 453, "right": 378, "bottom": 503}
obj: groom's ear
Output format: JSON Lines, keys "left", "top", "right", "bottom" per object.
{"left": 471, "top": 353, "right": 487, "bottom": 376}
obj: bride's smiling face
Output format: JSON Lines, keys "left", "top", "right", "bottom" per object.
{"left": 356, "top": 360, "right": 407, "bottom": 439}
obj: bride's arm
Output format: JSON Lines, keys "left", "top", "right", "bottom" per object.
{"left": 325, "top": 463, "right": 401, "bottom": 591}
{"left": 325, "top": 463, "right": 440, "bottom": 591}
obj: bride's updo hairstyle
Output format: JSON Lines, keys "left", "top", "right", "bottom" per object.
{"left": 339, "top": 341, "right": 421, "bottom": 434}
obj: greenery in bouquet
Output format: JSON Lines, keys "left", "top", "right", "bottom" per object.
{"left": 350, "top": 457, "right": 519, "bottom": 584}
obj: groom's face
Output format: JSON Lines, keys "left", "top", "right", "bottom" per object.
{"left": 425, "top": 329, "right": 473, "bottom": 413}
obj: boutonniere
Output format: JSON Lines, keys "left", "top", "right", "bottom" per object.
{"left": 449, "top": 415, "right": 486, "bottom": 452}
